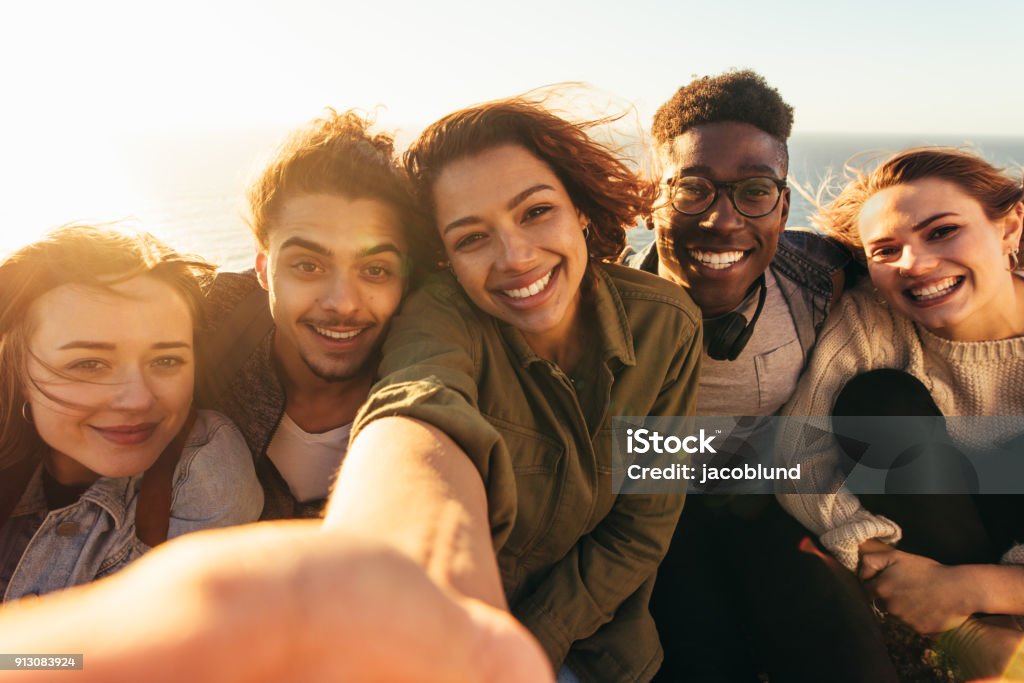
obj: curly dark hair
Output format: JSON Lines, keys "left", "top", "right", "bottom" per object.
{"left": 248, "top": 109, "right": 431, "bottom": 282}
{"left": 652, "top": 69, "right": 794, "bottom": 147}
{"left": 404, "top": 96, "right": 657, "bottom": 261}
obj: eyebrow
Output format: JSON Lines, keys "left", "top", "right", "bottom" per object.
{"left": 280, "top": 236, "right": 332, "bottom": 256}
{"left": 58, "top": 341, "right": 192, "bottom": 351}
{"left": 866, "top": 212, "right": 961, "bottom": 247}
{"left": 280, "top": 237, "right": 403, "bottom": 259}
{"left": 442, "top": 184, "right": 556, "bottom": 235}
{"left": 672, "top": 164, "right": 781, "bottom": 179}
{"left": 911, "top": 212, "right": 959, "bottom": 232}
{"left": 358, "top": 242, "right": 403, "bottom": 259}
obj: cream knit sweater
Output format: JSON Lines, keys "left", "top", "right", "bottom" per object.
{"left": 776, "top": 280, "right": 1024, "bottom": 570}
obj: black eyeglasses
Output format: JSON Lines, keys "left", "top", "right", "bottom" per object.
{"left": 667, "top": 176, "right": 787, "bottom": 218}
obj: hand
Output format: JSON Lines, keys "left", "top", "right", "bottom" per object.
{"left": 859, "top": 548, "right": 972, "bottom": 635}
{"left": 0, "top": 522, "right": 553, "bottom": 683}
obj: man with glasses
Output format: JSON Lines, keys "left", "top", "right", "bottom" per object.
{"left": 629, "top": 69, "right": 847, "bottom": 404}
{"left": 627, "top": 71, "right": 896, "bottom": 682}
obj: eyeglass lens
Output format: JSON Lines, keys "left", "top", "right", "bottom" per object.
{"left": 672, "top": 177, "right": 781, "bottom": 217}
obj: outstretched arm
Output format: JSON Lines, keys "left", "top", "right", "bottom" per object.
{"left": 0, "top": 522, "right": 551, "bottom": 683}
{"left": 324, "top": 416, "right": 507, "bottom": 609}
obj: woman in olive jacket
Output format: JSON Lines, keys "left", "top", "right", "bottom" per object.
{"left": 327, "top": 97, "right": 702, "bottom": 683}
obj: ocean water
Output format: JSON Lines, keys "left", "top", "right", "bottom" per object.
{"left": 3, "top": 130, "right": 1022, "bottom": 269}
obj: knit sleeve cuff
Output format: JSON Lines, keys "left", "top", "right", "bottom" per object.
{"left": 1001, "top": 544, "right": 1024, "bottom": 565}
{"left": 820, "top": 512, "right": 902, "bottom": 571}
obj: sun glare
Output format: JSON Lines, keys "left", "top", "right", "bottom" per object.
{"left": 0, "top": 136, "right": 150, "bottom": 259}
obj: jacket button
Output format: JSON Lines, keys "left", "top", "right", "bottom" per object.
{"left": 56, "top": 522, "right": 81, "bottom": 537}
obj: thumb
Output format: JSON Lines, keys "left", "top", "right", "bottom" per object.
{"left": 859, "top": 551, "right": 896, "bottom": 582}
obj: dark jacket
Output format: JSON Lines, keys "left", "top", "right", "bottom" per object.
{"left": 197, "top": 271, "right": 322, "bottom": 520}
{"left": 625, "top": 228, "right": 853, "bottom": 364}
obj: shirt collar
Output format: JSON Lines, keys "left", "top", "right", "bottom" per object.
{"left": 637, "top": 240, "right": 660, "bottom": 274}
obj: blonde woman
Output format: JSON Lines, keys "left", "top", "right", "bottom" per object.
{"left": 777, "top": 148, "right": 1024, "bottom": 677}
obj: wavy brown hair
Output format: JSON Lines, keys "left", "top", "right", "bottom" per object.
{"left": 247, "top": 109, "right": 431, "bottom": 283}
{"left": 0, "top": 225, "right": 215, "bottom": 471}
{"left": 404, "top": 96, "right": 657, "bottom": 262}
{"left": 816, "top": 147, "right": 1024, "bottom": 260}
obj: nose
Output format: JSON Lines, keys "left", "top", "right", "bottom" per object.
{"left": 896, "top": 245, "right": 938, "bottom": 278}
{"left": 109, "top": 369, "right": 157, "bottom": 413}
{"left": 319, "top": 272, "right": 362, "bottom": 318}
{"left": 698, "top": 192, "right": 744, "bottom": 232}
{"left": 495, "top": 225, "right": 537, "bottom": 272}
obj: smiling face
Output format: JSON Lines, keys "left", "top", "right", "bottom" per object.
{"left": 653, "top": 121, "right": 790, "bottom": 317}
{"left": 25, "top": 275, "right": 195, "bottom": 486}
{"left": 256, "top": 193, "right": 407, "bottom": 386}
{"left": 432, "top": 144, "right": 589, "bottom": 357}
{"left": 859, "top": 178, "right": 1024, "bottom": 341}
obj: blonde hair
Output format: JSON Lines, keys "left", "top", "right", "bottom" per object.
{"left": 816, "top": 147, "right": 1024, "bottom": 259}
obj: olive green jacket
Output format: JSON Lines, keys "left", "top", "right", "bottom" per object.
{"left": 353, "top": 262, "right": 702, "bottom": 683}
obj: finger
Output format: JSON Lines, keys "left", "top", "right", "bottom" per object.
{"left": 859, "top": 551, "right": 896, "bottom": 581}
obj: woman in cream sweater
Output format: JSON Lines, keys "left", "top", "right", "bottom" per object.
{"left": 775, "top": 147, "right": 1024, "bottom": 677}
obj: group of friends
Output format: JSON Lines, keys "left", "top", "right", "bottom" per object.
{"left": 1, "top": 69, "right": 1023, "bottom": 682}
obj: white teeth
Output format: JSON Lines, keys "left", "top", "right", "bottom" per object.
{"left": 313, "top": 326, "right": 363, "bottom": 340}
{"left": 909, "top": 277, "right": 961, "bottom": 301}
{"left": 689, "top": 249, "right": 745, "bottom": 270}
{"left": 503, "top": 269, "right": 553, "bottom": 299}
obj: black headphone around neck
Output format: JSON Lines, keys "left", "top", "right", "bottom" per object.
{"left": 704, "top": 274, "right": 768, "bottom": 362}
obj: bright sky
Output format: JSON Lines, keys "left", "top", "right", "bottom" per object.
{"left": 3, "top": 0, "right": 1021, "bottom": 136}
{"left": 0, "top": 0, "right": 1021, "bottom": 254}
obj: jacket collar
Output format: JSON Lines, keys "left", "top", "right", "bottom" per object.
{"left": 12, "top": 464, "right": 134, "bottom": 530}
{"left": 501, "top": 263, "right": 636, "bottom": 370}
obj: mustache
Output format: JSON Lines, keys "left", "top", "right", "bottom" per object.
{"left": 658, "top": 232, "right": 752, "bottom": 256}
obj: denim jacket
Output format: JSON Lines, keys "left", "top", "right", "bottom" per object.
{"left": 1, "top": 409, "right": 263, "bottom": 601}
{"left": 625, "top": 228, "right": 852, "bottom": 364}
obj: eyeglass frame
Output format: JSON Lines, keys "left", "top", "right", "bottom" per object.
{"left": 664, "top": 176, "right": 789, "bottom": 219}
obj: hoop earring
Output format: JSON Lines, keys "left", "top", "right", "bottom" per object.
{"left": 1009, "top": 248, "right": 1020, "bottom": 272}
{"left": 583, "top": 223, "right": 592, "bottom": 240}
{"left": 21, "top": 402, "right": 33, "bottom": 424}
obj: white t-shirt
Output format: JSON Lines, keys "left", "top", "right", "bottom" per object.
{"left": 266, "top": 413, "right": 351, "bottom": 503}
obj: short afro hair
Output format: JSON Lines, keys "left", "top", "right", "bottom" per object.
{"left": 652, "top": 70, "right": 794, "bottom": 145}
